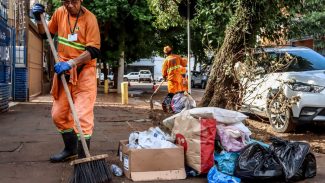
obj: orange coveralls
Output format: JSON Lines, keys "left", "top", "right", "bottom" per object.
{"left": 48, "top": 7, "right": 100, "bottom": 138}
{"left": 162, "top": 54, "right": 187, "bottom": 94}
{"left": 180, "top": 66, "right": 188, "bottom": 92}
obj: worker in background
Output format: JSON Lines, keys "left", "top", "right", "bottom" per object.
{"left": 162, "top": 45, "right": 187, "bottom": 98}
{"left": 32, "top": 0, "right": 100, "bottom": 162}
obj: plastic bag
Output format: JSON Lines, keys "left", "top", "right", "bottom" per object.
{"left": 128, "top": 127, "right": 176, "bottom": 149}
{"left": 162, "top": 107, "right": 247, "bottom": 130}
{"left": 215, "top": 151, "right": 239, "bottom": 175}
{"left": 171, "top": 92, "right": 196, "bottom": 113}
{"left": 270, "top": 137, "right": 317, "bottom": 181}
{"left": 217, "top": 124, "right": 249, "bottom": 152}
{"left": 208, "top": 166, "right": 241, "bottom": 183}
{"left": 234, "top": 143, "right": 283, "bottom": 181}
{"left": 162, "top": 94, "right": 173, "bottom": 113}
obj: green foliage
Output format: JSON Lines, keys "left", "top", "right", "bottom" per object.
{"left": 47, "top": 0, "right": 157, "bottom": 66}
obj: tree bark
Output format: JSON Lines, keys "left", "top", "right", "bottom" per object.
{"left": 200, "top": 0, "right": 259, "bottom": 109}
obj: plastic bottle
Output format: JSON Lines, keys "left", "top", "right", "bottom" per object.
{"left": 111, "top": 164, "right": 123, "bottom": 176}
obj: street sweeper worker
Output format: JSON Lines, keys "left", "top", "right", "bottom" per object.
{"left": 162, "top": 45, "right": 187, "bottom": 97}
{"left": 32, "top": 0, "right": 100, "bottom": 162}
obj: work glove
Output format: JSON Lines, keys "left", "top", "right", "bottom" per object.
{"left": 54, "top": 60, "right": 76, "bottom": 75}
{"left": 32, "top": 3, "right": 45, "bottom": 21}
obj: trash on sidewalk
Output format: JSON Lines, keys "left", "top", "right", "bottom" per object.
{"left": 163, "top": 107, "right": 248, "bottom": 130}
{"left": 214, "top": 151, "right": 239, "bottom": 175}
{"left": 234, "top": 138, "right": 317, "bottom": 182}
{"left": 234, "top": 142, "right": 283, "bottom": 181}
{"left": 216, "top": 123, "right": 250, "bottom": 152}
{"left": 269, "top": 137, "right": 317, "bottom": 182}
{"left": 162, "top": 94, "right": 173, "bottom": 113}
{"left": 128, "top": 127, "right": 175, "bottom": 149}
{"left": 172, "top": 110, "right": 217, "bottom": 174}
{"left": 208, "top": 166, "right": 241, "bottom": 183}
{"left": 170, "top": 92, "right": 196, "bottom": 113}
{"left": 118, "top": 140, "right": 186, "bottom": 181}
{"left": 111, "top": 164, "right": 123, "bottom": 177}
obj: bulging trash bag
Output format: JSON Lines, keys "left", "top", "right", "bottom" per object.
{"left": 270, "top": 137, "right": 317, "bottom": 182}
{"left": 208, "top": 166, "right": 241, "bottom": 183}
{"left": 215, "top": 151, "right": 239, "bottom": 175}
{"left": 162, "top": 94, "right": 173, "bottom": 113}
{"left": 234, "top": 143, "right": 283, "bottom": 181}
{"left": 171, "top": 92, "right": 196, "bottom": 113}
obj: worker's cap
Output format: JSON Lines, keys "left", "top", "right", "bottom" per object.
{"left": 163, "top": 46, "right": 172, "bottom": 54}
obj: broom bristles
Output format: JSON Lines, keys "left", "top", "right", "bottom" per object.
{"left": 70, "top": 159, "right": 112, "bottom": 183}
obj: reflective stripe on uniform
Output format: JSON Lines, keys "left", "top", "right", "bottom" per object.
{"left": 58, "top": 128, "right": 74, "bottom": 134}
{"left": 77, "top": 134, "right": 91, "bottom": 140}
{"left": 58, "top": 36, "right": 86, "bottom": 50}
{"left": 167, "top": 65, "right": 181, "bottom": 73}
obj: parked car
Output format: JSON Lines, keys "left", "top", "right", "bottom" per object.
{"left": 191, "top": 71, "right": 208, "bottom": 89}
{"left": 156, "top": 76, "right": 164, "bottom": 82}
{"left": 238, "top": 46, "right": 325, "bottom": 133}
{"left": 138, "top": 70, "right": 153, "bottom": 83}
{"left": 123, "top": 72, "right": 139, "bottom": 81}
{"left": 99, "top": 73, "right": 114, "bottom": 84}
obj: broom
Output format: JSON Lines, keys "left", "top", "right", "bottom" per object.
{"left": 39, "top": 14, "right": 112, "bottom": 183}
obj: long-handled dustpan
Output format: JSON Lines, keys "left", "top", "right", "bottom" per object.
{"left": 40, "top": 14, "right": 111, "bottom": 183}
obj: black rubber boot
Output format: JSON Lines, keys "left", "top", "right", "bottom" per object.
{"left": 50, "top": 131, "right": 78, "bottom": 163}
{"left": 78, "top": 138, "right": 90, "bottom": 159}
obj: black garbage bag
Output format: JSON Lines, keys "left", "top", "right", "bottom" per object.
{"left": 162, "top": 94, "right": 173, "bottom": 113}
{"left": 270, "top": 137, "right": 317, "bottom": 182}
{"left": 234, "top": 143, "right": 283, "bottom": 182}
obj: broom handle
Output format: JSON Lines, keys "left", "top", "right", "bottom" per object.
{"left": 153, "top": 81, "right": 164, "bottom": 95}
{"left": 40, "top": 14, "right": 91, "bottom": 158}
{"left": 150, "top": 81, "right": 164, "bottom": 110}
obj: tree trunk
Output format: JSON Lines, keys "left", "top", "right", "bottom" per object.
{"left": 200, "top": 0, "right": 259, "bottom": 110}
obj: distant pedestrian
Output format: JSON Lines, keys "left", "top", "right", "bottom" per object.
{"left": 32, "top": 0, "right": 100, "bottom": 162}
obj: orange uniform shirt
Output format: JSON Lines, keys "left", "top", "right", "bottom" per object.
{"left": 162, "top": 54, "right": 187, "bottom": 93}
{"left": 162, "top": 54, "right": 187, "bottom": 81}
{"left": 49, "top": 6, "right": 100, "bottom": 99}
{"left": 48, "top": 6, "right": 100, "bottom": 66}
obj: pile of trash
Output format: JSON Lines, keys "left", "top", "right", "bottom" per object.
{"left": 162, "top": 107, "right": 317, "bottom": 183}
{"left": 123, "top": 107, "right": 317, "bottom": 182}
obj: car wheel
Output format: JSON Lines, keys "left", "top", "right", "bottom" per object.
{"left": 123, "top": 77, "right": 128, "bottom": 81}
{"left": 201, "top": 81, "right": 206, "bottom": 89}
{"left": 191, "top": 80, "right": 194, "bottom": 88}
{"left": 138, "top": 79, "right": 141, "bottom": 83}
{"left": 267, "top": 92, "right": 295, "bottom": 133}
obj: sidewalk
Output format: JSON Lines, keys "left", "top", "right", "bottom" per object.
{"left": 0, "top": 90, "right": 324, "bottom": 183}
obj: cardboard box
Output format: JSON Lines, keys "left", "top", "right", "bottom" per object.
{"left": 119, "top": 140, "right": 186, "bottom": 181}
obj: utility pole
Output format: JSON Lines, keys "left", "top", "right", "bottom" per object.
{"left": 187, "top": 0, "right": 191, "bottom": 94}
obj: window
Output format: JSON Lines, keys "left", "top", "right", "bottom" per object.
{"left": 284, "top": 50, "right": 325, "bottom": 72}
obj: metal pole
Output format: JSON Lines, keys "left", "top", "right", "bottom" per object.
{"left": 187, "top": 0, "right": 191, "bottom": 94}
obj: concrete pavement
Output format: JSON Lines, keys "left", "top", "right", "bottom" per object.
{"left": 0, "top": 86, "right": 324, "bottom": 183}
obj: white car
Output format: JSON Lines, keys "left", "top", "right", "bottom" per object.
{"left": 138, "top": 70, "right": 153, "bottom": 83}
{"left": 100, "top": 73, "right": 113, "bottom": 80}
{"left": 123, "top": 72, "right": 139, "bottom": 81}
{"left": 239, "top": 46, "right": 325, "bottom": 132}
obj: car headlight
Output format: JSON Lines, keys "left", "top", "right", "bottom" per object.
{"left": 288, "top": 82, "right": 325, "bottom": 93}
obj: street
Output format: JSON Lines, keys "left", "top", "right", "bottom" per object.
{"left": 0, "top": 82, "right": 324, "bottom": 183}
